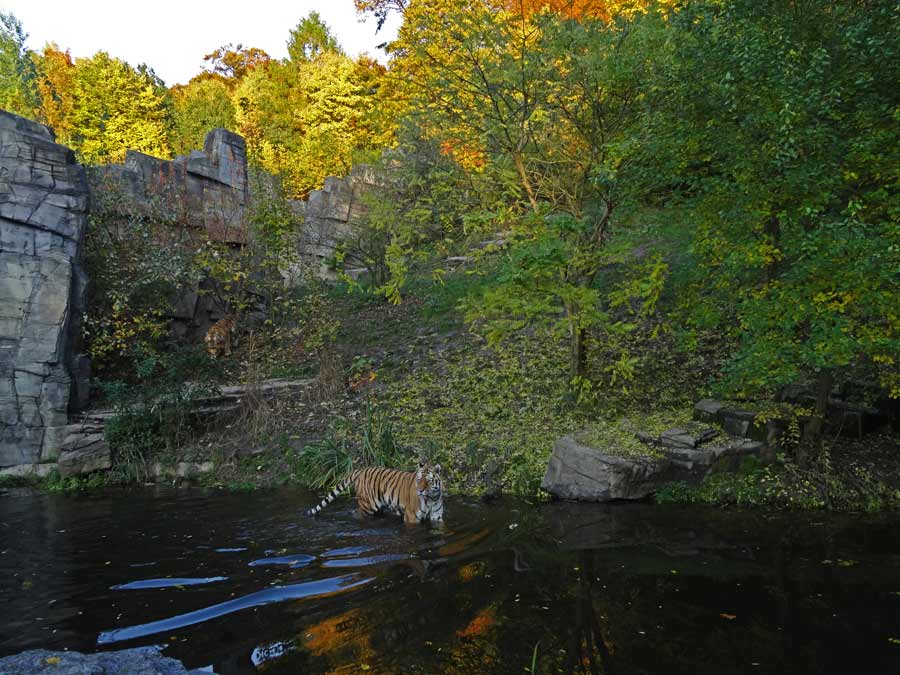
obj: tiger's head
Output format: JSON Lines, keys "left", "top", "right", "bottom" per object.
{"left": 415, "top": 461, "right": 443, "bottom": 502}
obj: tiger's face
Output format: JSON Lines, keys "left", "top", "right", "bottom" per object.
{"left": 415, "top": 463, "right": 443, "bottom": 502}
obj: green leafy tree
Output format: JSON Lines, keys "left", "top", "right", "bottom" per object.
{"left": 170, "top": 76, "right": 236, "bottom": 154}
{"left": 234, "top": 48, "right": 390, "bottom": 198}
{"left": 0, "top": 12, "right": 39, "bottom": 117}
{"left": 391, "top": 1, "right": 656, "bottom": 378}
{"left": 68, "top": 51, "right": 171, "bottom": 163}
{"left": 645, "top": 0, "right": 900, "bottom": 462}
{"left": 287, "top": 11, "right": 343, "bottom": 63}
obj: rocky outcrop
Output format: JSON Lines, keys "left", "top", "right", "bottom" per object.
{"left": 542, "top": 435, "right": 670, "bottom": 501}
{"left": 56, "top": 422, "right": 111, "bottom": 477}
{"left": 296, "top": 164, "right": 384, "bottom": 279}
{"left": 88, "top": 128, "right": 255, "bottom": 340}
{"left": 542, "top": 424, "right": 765, "bottom": 502}
{"left": 0, "top": 110, "right": 90, "bottom": 468}
{"left": 90, "top": 128, "right": 250, "bottom": 245}
{"left": 0, "top": 646, "right": 210, "bottom": 674}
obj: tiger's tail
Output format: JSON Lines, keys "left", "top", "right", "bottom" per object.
{"left": 305, "top": 472, "right": 356, "bottom": 517}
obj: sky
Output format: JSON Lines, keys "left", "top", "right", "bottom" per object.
{"left": 1, "top": 0, "right": 401, "bottom": 86}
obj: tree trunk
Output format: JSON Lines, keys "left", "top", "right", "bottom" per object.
{"left": 764, "top": 214, "right": 781, "bottom": 283}
{"left": 797, "top": 370, "right": 833, "bottom": 468}
{"left": 566, "top": 303, "right": 587, "bottom": 380}
{"left": 512, "top": 152, "right": 539, "bottom": 214}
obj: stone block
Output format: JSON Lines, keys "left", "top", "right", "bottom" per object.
{"left": 0, "top": 462, "right": 56, "bottom": 479}
{"left": 693, "top": 398, "right": 724, "bottom": 423}
{"left": 707, "top": 440, "right": 765, "bottom": 474}
{"left": 542, "top": 435, "right": 671, "bottom": 501}
{"left": 58, "top": 434, "right": 111, "bottom": 477}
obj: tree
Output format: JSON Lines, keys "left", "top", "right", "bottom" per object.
{"left": 0, "top": 12, "right": 39, "bottom": 118}
{"left": 354, "top": 0, "right": 408, "bottom": 31}
{"left": 234, "top": 49, "right": 390, "bottom": 198}
{"left": 645, "top": 0, "right": 900, "bottom": 463}
{"left": 170, "top": 76, "right": 236, "bottom": 154}
{"left": 33, "top": 44, "right": 76, "bottom": 141}
{"left": 287, "top": 11, "right": 343, "bottom": 63}
{"left": 68, "top": 51, "right": 170, "bottom": 163}
{"left": 390, "top": 0, "right": 655, "bottom": 379}
{"left": 202, "top": 44, "right": 271, "bottom": 81}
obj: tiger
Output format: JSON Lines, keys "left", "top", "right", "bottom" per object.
{"left": 204, "top": 314, "right": 237, "bottom": 358}
{"left": 306, "top": 462, "right": 444, "bottom": 525}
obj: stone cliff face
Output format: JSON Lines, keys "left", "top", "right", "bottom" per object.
{"left": 297, "top": 164, "right": 383, "bottom": 279}
{"left": 90, "top": 127, "right": 250, "bottom": 246}
{"left": 0, "top": 110, "right": 89, "bottom": 467}
{"left": 88, "top": 127, "right": 253, "bottom": 340}
{"left": 0, "top": 108, "right": 380, "bottom": 472}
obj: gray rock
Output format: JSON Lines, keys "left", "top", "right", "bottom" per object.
{"left": 693, "top": 398, "right": 724, "bottom": 423}
{"left": 717, "top": 408, "right": 757, "bottom": 437}
{"left": 0, "top": 462, "right": 56, "bottom": 479}
{"left": 707, "top": 440, "right": 766, "bottom": 474}
{"left": 57, "top": 430, "right": 110, "bottom": 477}
{"left": 542, "top": 435, "right": 671, "bottom": 501}
{"left": 0, "top": 646, "right": 211, "bottom": 674}
{"left": 0, "top": 110, "right": 88, "bottom": 468}
{"left": 660, "top": 427, "right": 699, "bottom": 449}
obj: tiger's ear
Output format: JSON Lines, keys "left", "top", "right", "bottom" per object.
{"left": 433, "top": 464, "right": 442, "bottom": 474}
{"left": 418, "top": 458, "right": 426, "bottom": 469}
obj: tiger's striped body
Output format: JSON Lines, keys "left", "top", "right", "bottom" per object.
{"left": 205, "top": 314, "right": 237, "bottom": 358}
{"left": 306, "top": 463, "right": 444, "bottom": 524}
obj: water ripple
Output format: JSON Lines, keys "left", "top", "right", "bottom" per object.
{"left": 111, "top": 577, "right": 228, "bottom": 590}
{"left": 248, "top": 553, "right": 315, "bottom": 569}
{"left": 321, "top": 546, "right": 373, "bottom": 558}
{"left": 322, "top": 554, "right": 412, "bottom": 568}
{"left": 97, "top": 574, "right": 372, "bottom": 645}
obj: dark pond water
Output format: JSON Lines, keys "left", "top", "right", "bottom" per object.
{"left": 1, "top": 486, "right": 899, "bottom": 674}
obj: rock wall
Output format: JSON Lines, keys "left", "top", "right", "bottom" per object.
{"left": 295, "top": 164, "right": 383, "bottom": 280}
{"left": 0, "top": 110, "right": 89, "bottom": 467}
{"left": 89, "top": 128, "right": 253, "bottom": 338}
{"left": 0, "top": 107, "right": 379, "bottom": 471}
{"left": 90, "top": 128, "right": 250, "bottom": 245}
{"left": 0, "top": 115, "right": 255, "bottom": 469}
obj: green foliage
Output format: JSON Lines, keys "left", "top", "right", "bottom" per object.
{"left": 295, "top": 394, "right": 412, "bottom": 490}
{"left": 381, "top": 327, "right": 580, "bottom": 495}
{"left": 575, "top": 409, "right": 695, "bottom": 459}
{"left": 41, "top": 469, "right": 109, "bottom": 494}
{"left": 0, "top": 12, "right": 38, "bottom": 117}
{"left": 657, "top": 448, "right": 900, "bottom": 512}
{"left": 83, "top": 178, "right": 200, "bottom": 378}
{"left": 67, "top": 51, "right": 170, "bottom": 163}
{"left": 101, "top": 345, "right": 221, "bottom": 482}
{"left": 234, "top": 49, "right": 390, "bottom": 198}
{"left": 170, "top": 76, "right": 236, "bottom": 154}
{"left": 287, "top": 11, "right": 343, "bottom": 63}
{"left": 644, "top": 0, "right": 900, "bottom": 402}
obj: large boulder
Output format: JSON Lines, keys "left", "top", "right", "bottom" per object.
{"left": 541, "top": 435, "right": 674, "bottom": 501}
{"left": 56, "top": 424, "right": 110, "bottom": 477}
{"left": 542, "top": 427, "right": 767, "bottom": 502}
{"left": 0, "top": 647, "right": 210, "bottom": 674}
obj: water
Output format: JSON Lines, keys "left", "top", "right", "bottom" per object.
{"left": 1, "top": 486, "right": 898, "bottom": 673}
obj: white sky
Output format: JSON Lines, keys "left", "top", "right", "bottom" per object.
{"left": 1, "top": 0, "right": 401, "bottom": 86}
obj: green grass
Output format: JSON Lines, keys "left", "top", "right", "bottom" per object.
{"left": 574, "top": 409, "right": 697, "bottom": 459}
